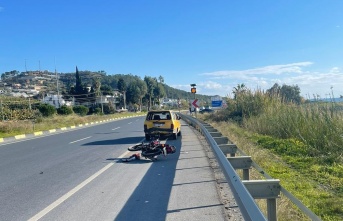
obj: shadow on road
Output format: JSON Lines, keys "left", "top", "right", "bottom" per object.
{"left": 113, "top": 137, "right": 182, "bottom": 221}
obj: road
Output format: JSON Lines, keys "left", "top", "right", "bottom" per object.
{"left": 0, "top": 116, "right": 242, "bottom": 221}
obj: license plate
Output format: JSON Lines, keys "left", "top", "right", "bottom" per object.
{"left": 154, "top": 123, "right": 163, "bottom": 127}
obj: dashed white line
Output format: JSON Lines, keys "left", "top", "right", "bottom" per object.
{"left": 28, "top": 151, "right": 129, "bottom": 221}
{"left": 112, "top": 127, "right": 120, "bottom": 130}
{"left": 69, "top": 136, "right": 92, "bottom": 144}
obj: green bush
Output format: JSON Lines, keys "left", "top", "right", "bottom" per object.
{"left": 57, "top": 105, "right": 73, "bottom": 115}
{"left": 103, "top": 104, "right": 115, "bottom": 114}
{"left": 73, "top": 105, "right": 89, "bottom": 116}
{"left": 37, "top": 104, "right": 56, "bottom": 117}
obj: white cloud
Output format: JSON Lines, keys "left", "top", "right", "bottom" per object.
{"left": 199, "top": 81, "right": 222, "bottom": 90}
{"left": 200, "top": 62, "right": 313, "bottom": 79}
{"left": 187, "top": 62, "right": 343, "bottom": 98}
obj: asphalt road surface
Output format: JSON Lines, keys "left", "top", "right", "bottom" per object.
{"left": 0, "top": 116, "right": 242, "bottom": 221}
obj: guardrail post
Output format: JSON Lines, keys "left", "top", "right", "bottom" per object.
{"left": 213, "top": 137, "right": 229, "bottom": 145}
{"left": 267, "top": 198, "right": 277, "bottom": 221}
{"left": 242, "top": 179, "right": 281, "bottom": 221}
{"left": 205, "top": 128, "right": 218, "bottom": 132}
{"left": 218, "top": 144, "right": 237, "bottom": 157}
{"left": 209, "top": 132, "right": 222, "bottom": 137}
{"left": 227, "top": 156, "right": 253, "bottom": 180}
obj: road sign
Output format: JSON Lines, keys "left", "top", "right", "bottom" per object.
{"left": 211, "top": 96, "right": 223, "bottom": 109}
{"left": 212, "top": 100, "right": 222, "bottom": 107}
{"left": 191, "top": 99, "right": 199, "bottom": 108}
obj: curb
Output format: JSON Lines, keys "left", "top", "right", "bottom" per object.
{"left": 0, "top": 114, "right": 145, "bottom": 143}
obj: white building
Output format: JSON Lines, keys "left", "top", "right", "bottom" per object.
{"left": 42, "top": 94, "right": 72, "bottom": 108}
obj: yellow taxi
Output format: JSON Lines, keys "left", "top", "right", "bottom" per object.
{"left": 144, "top": 110, "right": 181, "bottom": 140}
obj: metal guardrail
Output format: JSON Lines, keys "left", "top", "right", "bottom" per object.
{"left": 181, "top": 114, "right": 267, "bottom": 221}
{"left": 180, "top": 113, "right": 322, "bottom": 221}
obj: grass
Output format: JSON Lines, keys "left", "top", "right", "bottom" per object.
{"left": 0, "top": 112, "right": 145, "bottom": 138}
{"left": 207, "top": 121, "right": 343, "bottom": 221}
{"left": 199, "top": 90, "right": 343, "bottom": 220}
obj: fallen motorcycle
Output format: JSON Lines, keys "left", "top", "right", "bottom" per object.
{"left": 127, "top": 134, "right": 176, "bottom": 161}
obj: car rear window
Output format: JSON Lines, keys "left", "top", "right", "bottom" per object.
{"left": 146, "top": 112, "right": 171, "bottom": 120}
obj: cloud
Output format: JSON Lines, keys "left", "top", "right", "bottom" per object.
{"left": 199, "top": 81, "right": 222, "bottom": 90}
{"left": 200, "top": 62, "right": 313, "bottom": 79}
{"left": 179, "top": 62, "right": 343, "bottom": 98}
{"left": 170, "top": 62, "right": 343, "bottom": 98}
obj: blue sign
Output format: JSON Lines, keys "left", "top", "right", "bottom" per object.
{"left": 211, "top": 100, "right": 222, "bottom": 107}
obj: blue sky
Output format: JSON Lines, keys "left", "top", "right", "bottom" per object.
{"left": 1, "top": 1, "right": 343, "bottom": 99}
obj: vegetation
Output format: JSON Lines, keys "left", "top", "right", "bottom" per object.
{"left": 0, "top": 111, "right": 144, "bottom": 138}
{"left": 203, "top": 84, "right": 343, "bottom": 220}
{"left": 37, "top": 103, "right": 56, "bottom": 117}
{"left": 73, "top": 105, "right": 89, "bottom": 116}
{"left": 1, "top": 69, "right": 212, "bottom": 112}
{"left": 57, "top": 105, "right": 73, "bottom": 115}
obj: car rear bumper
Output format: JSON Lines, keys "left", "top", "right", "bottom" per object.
{"left": 144, "top": 127, "right": 176, "bottom": 136}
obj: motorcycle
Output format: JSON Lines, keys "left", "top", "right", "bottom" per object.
{"left": 127, "top": 134, "right": 176, "bottom": 161}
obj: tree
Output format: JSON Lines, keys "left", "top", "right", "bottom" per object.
{"left": 280, "top": 84, "right": 301, "bottom": 104}
{"left": 267, "top": 83, "right": 302, "bottom": 104}
{"left": 117, "top": 78, "right": 127, "bottom": 109}
{"left": 233, "top": 83, "right": 247, "bottom": 99}
{"left": 75, "top": 66, "right": 83, "bottom": 95}
{"left": 100, "top": 85, "right": 113, "bottom": 95}
{"left": 158, "top": 75, "right": 164, "bottom": 84}
{"left": 93, "top": 77, "right": 101, "bottom": 97}
{"left": 267, "top": 83, "right": 280, "bottom": 97}
{"left": 137, "top": 80, "right": 147, "bottom": 111}
{"left": 144, "top": 76, "right": 156, "bottom": 110}
{"left": 126, "top": 81, "right": 141, "bottom": 105}
{"left": 154, "top": 83, "right": 166, "bottom": 105}
{"left": 70, "top": 66, "right": 89, "bottom": 104}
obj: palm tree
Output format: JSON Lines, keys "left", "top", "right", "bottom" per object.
{"left": 233, "top": 83, "right": 246, "bottom": 99}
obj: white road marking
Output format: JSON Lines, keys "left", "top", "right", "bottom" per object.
{"left": 69, "top": 136, "right": 92, "bottom": 144}
{"left": 112, "top": 127, "right": 120, "bottom": 130}
{"left": 128, "top": 122, "right": 132, "bottom": 124}
{"left": 28, "top": 151, "right": 130, "bottom": 221}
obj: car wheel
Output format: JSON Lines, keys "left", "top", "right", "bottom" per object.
{"left": 177, "top": 130, "right": 181, "bottom": 136}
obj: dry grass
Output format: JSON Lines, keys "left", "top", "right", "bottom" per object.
{"left": 0, "top": 112, "right": 144, "bottom": 138}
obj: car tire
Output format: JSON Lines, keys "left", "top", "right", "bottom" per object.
{"left": 177, "top": 130, "right": 181, "bottom": 136}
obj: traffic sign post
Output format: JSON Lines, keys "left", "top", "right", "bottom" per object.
{"left": 192, "top": 99, "right": 199, "bottom": 110}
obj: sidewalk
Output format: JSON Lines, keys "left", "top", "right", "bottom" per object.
{"left": 165, "top": 122, "right": 243, "bottom": 220}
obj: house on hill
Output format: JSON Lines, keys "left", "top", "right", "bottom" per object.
{"left": 42, "top": 94, "right": 72, "bottom": 108}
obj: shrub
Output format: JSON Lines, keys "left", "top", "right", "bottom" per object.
{"left": 37, "top": 104, "right": 56, "bottom": 117}
{"left": 57, "top": 105, "right": 73, "bottom": 115}
{"left": 73, "top": 105, "right": 89, "bottom": 116}
{"left": 103, "top": 104, "right": 115, "bottom": 114}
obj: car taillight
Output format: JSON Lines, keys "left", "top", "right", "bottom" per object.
{"left": 144, "top": 125, "right": 147, "bottom": 130}
{"left": 171, "top": 124, "right": 174, "bottom": 129}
